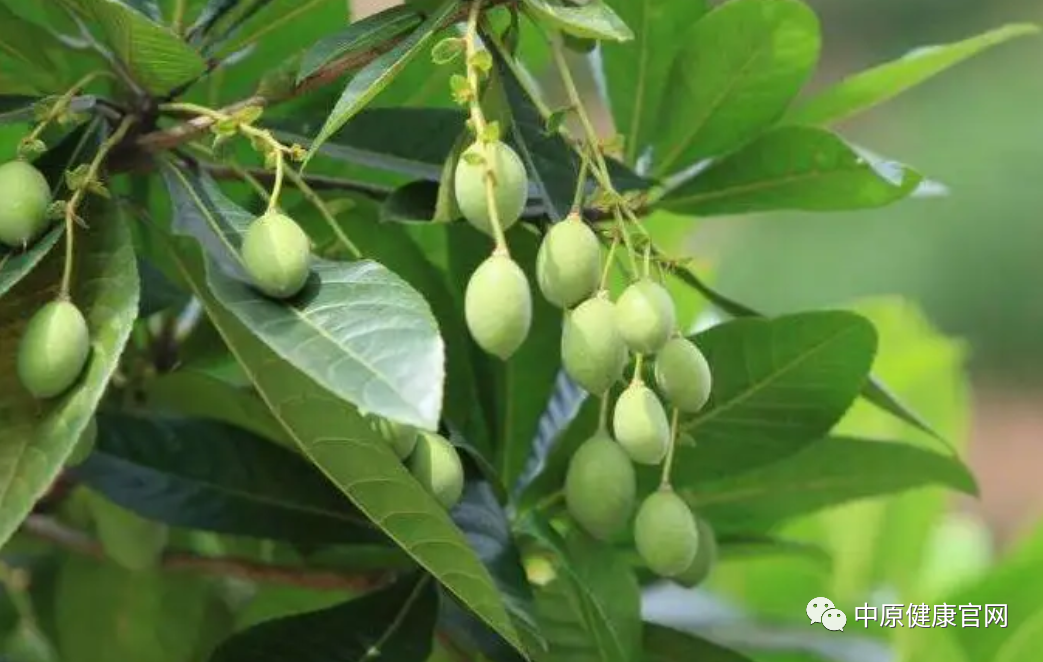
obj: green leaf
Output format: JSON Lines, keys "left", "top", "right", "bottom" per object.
{"left": 164, "top": 238, "right": 526, "bottom": 658}
{"left": 383, "top": 180, "right": 444, "bottom": 223}
{"left": 675, "top": 311, "right": 878, "bottom": 480}
{"left": 69, "top": 411, "right": 387, "bottom": 544}
{"left": 0, "top": 95, "right": 40, "bottom": 124}
{"left": 304, "top": 0, "right": 459, "bottom": 164}
{"left": 209, "top": 574, "right": 438, "bottom": 662}
{"left": 53, "top": 555, "right": 218, "bottom": 662}
{"left": 600, "top": 0, "right": 708, "bottom": 165}
{"left": 296, "top": 5, "right": 423, "bottom": 83}
{"left": 783, "top": 23, "right": 1040, "bottom": 127}
{"left": 522, "top": 518, "right": 641, "bottom": 662}
{"left": 992, "top": 606, "right": 1043, "bottom": 662}
{"left": 519, "top": 0, "right": 633, "bottom": 42}
{"left": 159, "top": 160, "right": 446, "bottom": 431}
{"left": 0, "top": 5, "right": 65, "bottom": 92}
{"left": 653, "top": 0, "right": 820, "bottom": 177}
{"left": 643, "top": 624, "right": 756, "bottom": 662}
{"left": 136, "top": 256, "right": 188, "bottom": 317}
{"left": 662, "top": 126, "right": 923, "bottom": 215}
{"left": 684, "top": 436, "right": 977, "bottom": 534}
{"left": 61, "top": 0, "right": 207, "bottom": 94}
{"left": 188, "top": 0, "right": 259, "bottom": 41}
{"left": 0, "top": 203, "right": 138, "bottom": 549}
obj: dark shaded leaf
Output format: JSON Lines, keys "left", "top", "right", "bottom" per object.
{"left": 137, "top": 257, "right": 188, "bottom": 316}
{"left": 383, "top": 180, "right": 442, "bottom": 223}
{"left": 662, "top": 126, "right": 923, "bottom": 215}
{"left": 297, "top": 5, "right": 423, "bottom": 83}
{"left": 512, "top": 369, "right": 587, "bottom": 499}
{"left": 68, "top": 411, "right": 388, "bottom": 544}
{"left": 643, "top": 624, "right": 756, "bottom": 662}
{"left": 210, "top": 574, "right": 438, "bottom": 662}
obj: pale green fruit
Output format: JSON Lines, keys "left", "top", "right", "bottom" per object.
{"left": 612, "top": 382, "right": 670, "bottom": 465}
{"left": 65, "top": 417, "right": 98, "bottom": 468}
{"left": 0, "top": 160, "right": 52, "bottom": 247}
{"left": 565, "top": 433, "right": 636, "bottom": 541}
{"left": 536, "top": 215, "right": 601, "bottom": 309}
{"left": 561, "top": 296, "right": 627, "bottom": 395}
{"left": 674, "top": 516, "right": 717, "bottom": 588}
{"left": 17, "top": 300, "right": 91, "bottom": 399}
{"left": 654, "top": 336, "right": 713, "bottom": 413}
{"left": 241, "top": 211, "right": 312, "bottom": 299}
{"left": 454, "top": 141, "right": 528, "bottom": 236}
{"left": 464, "top": 254, "right": 532, "bottom": 359}
{"left": 371, "top": 417, "right": 418, "bottom": 460}
{"left": 634, "top": 488, "right": 699, "bottom": 578}
{"left": 408, "top": 432, "right": 464, "bottom": 510}
{"left": 615, "top": 279, "right": 676, "bottom": 355}
{"left": 87, "top": 492, "right": 169, "bottom": 571}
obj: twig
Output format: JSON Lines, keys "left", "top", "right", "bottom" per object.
{"left": 200, "top": 162, "right": 392, "bottom": 199}
{"left": 22, "top": 515, "right": 392, "bottom": 592}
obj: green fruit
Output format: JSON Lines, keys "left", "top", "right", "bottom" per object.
{"left": 634, "top": 488, "right": 699, "bottom": 578}
{"left": 0, "top": 160, "right": 52, "bottom": 247}
{"left": 241, "top": 211, "right": 312, "bottom": 299}
{"left": 565, "top": 433, "right": 636, "bottom": 541}
{"left": 65, "top": 417, "right": 98, "bottom": 468}
{"left": 561, "top": 296, "right": 628, "bottom": 395}
{"left": 454, "top": 140, "right": 528, "bottom": 236}
{"left": 612, "top": 381, "right": 670, "bottom": 465}
{"left": 87, "top": 491, "right": 169, "bottom": 571}
{"left": 615, "top": 279, "right": 676, "bottom": 355}
{"left": 654, "top": 336, "right": 713, "bottom": 413}
{"left": 464, "top": 254, "right": 532, "bottom": 359}
{"left": 17, "top": 300, "right": 91, "bottom": 399}
{"left": 371, "top": 417, "right": 418, "bottom": 460}
{"left": 674, "top": 516, "right": 718, "bottom": 588}
{"left": 408, "top": 431, "right": 464, "bottom": 510}
{"left": 536, "top": 215, "right": 601, "bottom": 309}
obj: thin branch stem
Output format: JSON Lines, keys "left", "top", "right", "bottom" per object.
{"left": 599, "top": 237, "right": 619, "bottom": 291}
{"left": 21, "top": 515, "right": 391, "bottom": 592}
{"left": 598, "top": 392, "right": 610, "bottom": 432}
{"left": 22, "top": 71, "right": 116, "bottom": 151}
{"left": 661, "top": 407, "right": 681, "bottom": 488}
{"left": 200, "top": 163, "right": 392, "bottom": 199}
{"left": 60, "top": 115, "right": 136, "bottom": 298}
{"left": 283, "top": 168, "right": 363, "bottom": 259}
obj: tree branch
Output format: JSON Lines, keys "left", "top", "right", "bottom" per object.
{"left": 22, "top": 515, "right": 393, "bottom": 592}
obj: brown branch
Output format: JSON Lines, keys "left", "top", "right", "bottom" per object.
{"left": 22, "top": 514, "right": 393, "bottom": 592}
{"left": 136, "top": 1, "right": 510, "bottom": 153}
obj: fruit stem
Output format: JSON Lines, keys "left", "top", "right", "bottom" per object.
{"left": 598, "top": 237, "right": 619, "bottom": 291}
{"left": 284, "top": 167, "right": 362, "bottom": 259}
{"left": 171, "top": 0, "right": 188, "bottom": 36}
{"left": 22, "top": 71, "right": 115, "bottom": 152}
{"left": 570, "top": 156, "right": 589, "bottom": 214}
{"left": 60, "top": 115, "right": 136, "bottom": 299}
{"left": 464, "top": 0, "right": 510, "bottom": 254}
{"left": 631, "top": 354, "right": 645, "bottom": 386}
{"left": 660, "top": 407, "right": 681, "bottom": 488}
{"left": 643, "top": 239, "right": 652, "bottom": 279}
{"left": 597, "top": 393, "right": 610, "bottom": 432}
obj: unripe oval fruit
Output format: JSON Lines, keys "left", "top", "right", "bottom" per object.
{"left": 565, "top": 433, "right": 636, "bottom": 541}
{"left": 561, "top": 296, "right": 627, "bottom": 395}
{"left": 0, "top": 160, "right": 52, "bottom": 247}
{"left": 536, "top": 216, "right": 601, "bottom": 309}
{"left": 654, "top": 336, "right": 713, "bottom": 413}
{"left": 615, "top": 279, "right": 676, "bottom": 355}
{"left": 674, "top": 516, "right": 718, "bottom": 588}
{"left": 371, "top": 416, "right": 418, "bottom": 460}
{"left": 454, "top": 141, "right": 528, "bottom": 236}
{"left": 613, "top": 382, "right": 670, "bottom": 465}
{"left": 87, "top": 492, "right": 169, "bottom": 571}
{"left": 464, "top": 254, "right": 532, "bottom": 359}
{"left": 409, "top": 432, "right": 464, "bottom": 510}
{"left": 634, "top": 488, "right": 699, "bottom": 578}
{"left": 241, "top": 211, "right": 312, "bottom": 299}
{"left": 17, "top": 300, "right": 91, "bottom": 399}
{"left": 65, "top": 417, "right": 98, "bottom": 468}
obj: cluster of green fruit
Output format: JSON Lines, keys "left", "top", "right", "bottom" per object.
{"left": 1, "top": 159, "right": 93, "bottom": 402}
{"left": 370, "top": 417, "right": 465, "bottom": 511}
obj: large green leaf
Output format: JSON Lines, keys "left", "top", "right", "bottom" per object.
{"left": 159, "top": 160, "right": 445, "bottom": 431}
{"left": 675, "top": 311, "right": 878, "bottom": 480}
{"left": 519, "top": 0, "right": 633, "bottom": 42}
{"left": 993, "top": 607, "right": 1043, "bottom": 662}
{"left": 522, "top": 518, "right": 641, "bottom": 662}
{"left": 61, "top": 0, "right": 207, "bottom": 94}
{"left": 783, "top": 24, "right": 1039, "bottom": 127}
{"left": 164, "top": 238, "right": 526, "bottom": 657}
{"left": 209, "top": 574, "right": 438, "bottom": 662}
{"left": 304, "top": 0, "right": 458, "bottom": 163}
{"left": 643, "top": 624, "right": 755, "bottom": 662}
{"left": 0, "top": 203, "right": 138, "bottom": 549}
{"left": 0, "top": 4, "right": 65, "bottom": 93}
{"left": 296, "top": 5, "right": 423, "bottom": 83}
{"left": 53, "top": 555, "right": 218, "bottom": 662}
{"left": 600, "top": 0, "right": 708, "bottom": 165}
{"left": 653, "top": 0, "right": 820, "bottom": 177}
{"left": 69, "top": 411, "right": 387, "bottom": 544}
{"left": 685, "top": 436, "right": 977, "bottom": 534}
{"left": 661, "top": 126, "right": 923, "bottom": 215}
